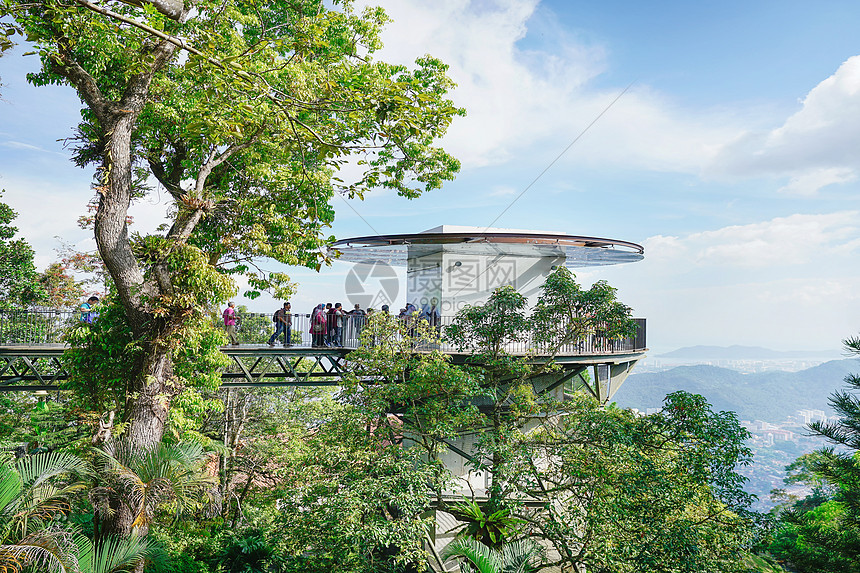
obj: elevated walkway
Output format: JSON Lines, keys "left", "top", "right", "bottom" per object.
{"left": 0, "top": 311, "right": 645, "bottom": 400}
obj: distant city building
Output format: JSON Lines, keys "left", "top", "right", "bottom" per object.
{"left": 796, "top": 409, "right": 827, "bottom": 425}
{"left": 763, "top": 429, "right": 795, "bottom": 442}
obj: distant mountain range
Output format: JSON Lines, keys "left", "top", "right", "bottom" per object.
{"left": 611, "top": 359, "right": 859, "bottom": 422}
{"left": 657, "top": 345, "right": 841, "bottom": 360}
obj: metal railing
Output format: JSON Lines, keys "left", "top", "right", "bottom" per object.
{"left": 224, "top": 313, "right": 646, "bottom": 356}
{"left": 224, "top": 312, "right": 366, "bottom": 348}
{"left": 0, "top": 309, "right": 78, "bottom": 345}
{"left": 0, "top": 308, "right": 646, "bottom": 357}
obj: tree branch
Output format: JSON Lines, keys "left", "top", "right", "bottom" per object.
{"left": 148, "top": 155, "right": 185, "bottom": 199}
{"left": 51, "top": 43, "right": 110, "bottom": 122}
{"left": 194, "top": 132, "right": 261, "bottom": 194}
{"left": 97, "top": 0, "right": 185, "bottom": 23}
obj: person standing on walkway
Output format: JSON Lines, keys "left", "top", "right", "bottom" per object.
{"left": 223, "top": 302, "right": 239, "bottom": 346}
{"left": 349, "top": 303, "right": 366, "bottom": 342}
{"left": 331, "top": 302, "right": 345, "bottom": 347}
{"left": 324, "top": 302, "right": 334, "bottom": 346}
{"left": 311, "top": 303, "right": 327, "bottom": 347}
{"left": 79, "top": 296, "right": 100, "bottom": 323}
{"left": 420, "top": 297, "right": 441, "bottom": 329}
{"left": 268, "top": 302, "right": 292, "bottom": 346}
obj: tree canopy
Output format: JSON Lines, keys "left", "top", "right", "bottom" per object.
{"left": 340, "top": 271, "right": 759, "bottom": 572}
{"left": 769, "top": 334, "right": 860, "bottom": 572}
{"left": 0, "top": 1, "right": 774, "bottom": 568}
{"left": 0, "top": 0, "right": 464, "bottom": 477}
{"left": 0, "top": 194, "right": 44, "bottom": 306}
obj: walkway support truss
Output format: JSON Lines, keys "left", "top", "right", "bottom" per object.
{"left": 0, "top": 346, "right": 356, "bottom": 392}
{"left": 0, "top": 346, "right": 644, "bottom": 400}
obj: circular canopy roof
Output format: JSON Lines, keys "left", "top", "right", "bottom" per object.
{"left": 330, "top": 229, "right": 644, "bottom": 268}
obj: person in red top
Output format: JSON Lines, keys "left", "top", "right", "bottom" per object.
{"left": 310, "top": 303, "right": 327, "bottom": 347}
{"left": 223, "top": 302, "right": 239, "bottom": 346}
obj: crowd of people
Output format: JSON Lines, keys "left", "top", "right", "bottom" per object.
{"left": 221, "top": 298, "right": 442, "bottom": 348}
{"left": 78, "top": 296, "right": 440, "bottom": 348}
{"left": 309, "top": 302, "right": 362, "bottom": 348}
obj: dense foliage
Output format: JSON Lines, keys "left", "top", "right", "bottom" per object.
{"left": 0, "top": 0, "right": 465, "bottom": 513}
{"left": 337, "top": 269, "right": 760, "bottom": 572}
{"left": 768, "top": 334, "right": 860, "bottom": 572}
{"left": 0, "top": 193, "right": 44, "bottom": 307}
{"left": 0, "top": 3, "right": 773, "bottom": 567}
{"left": 0, "top": 267, "right": 767, "bottom": 572}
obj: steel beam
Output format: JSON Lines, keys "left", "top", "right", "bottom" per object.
{"left": 0, "top": 345, "right": 645, "bottom": 395}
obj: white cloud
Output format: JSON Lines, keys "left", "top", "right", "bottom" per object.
{"left": 711, "top": 55, "right": 860, "bottom": 193}
{"left": 640, "top": 276, "right": 860, "bottom": 352}
{"left": 363, "top": 0, "right": 741, "bottom": 172}
{"left": 643, "top": 212, "right": 860, "bottom": 269}
{"left": 759, "top": 278, "right": 856, "bottom": 305}
{"left": 366, "top": 2, "right": 860, "bottom": 192}
{"left": 589, "top": 214, "right": 860, "bottom": 352}
{"left": 777, "top": 167, "right": 857, "bottom": 196}
{"left": 0, "top": 172, "right": 172, "bottom": 271}
{"left": 1, "top": 140, "right": 52, "bottom": 153}
{"left": 0, "top": 176, "right": 95, "bottom": 269}
{"left": 487, "top": 185, "right": 517, "bottom": 197}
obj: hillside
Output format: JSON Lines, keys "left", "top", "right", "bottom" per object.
{"left": 657, "top": 345, "right": 840, "bottom": 360}
{"left": 611, "top": 359, "right": 859, "bottom": 422}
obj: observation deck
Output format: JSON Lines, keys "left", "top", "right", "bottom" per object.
{"left": 331, "top": 225, "right": 644, "bottom": 314}
{"left": 0, "top": 225, "right": 647, "bottom": 399}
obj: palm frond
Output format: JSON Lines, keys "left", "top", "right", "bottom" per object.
{"left": 1, "top": 527, "right": 84, "bottom": 573}
{"left": 16, "top": 482, "right": 85, "bottom": 521}
{"left": 82, "top": 533, "right": 149, "bottom": 573}
{"left": 442, "top": 538, "right": 502, "bottom": 573}
{"left": 15, "top": 452, "right": 90, "bottom": 489}
{"left": 94, "top": 440, "right": 215, "bottom": 526}
{"left": 2, "top": 454, "right": 87, "bottom": 543}
{"left": 0, "top": 463, "right": 23, "bottom": 517}
{"left": 500, "top": 539, "right": 541, "bottom": 573}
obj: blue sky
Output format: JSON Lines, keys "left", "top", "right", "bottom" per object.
{"left": 1, "top": 0, "right": 859, "bottom": 352}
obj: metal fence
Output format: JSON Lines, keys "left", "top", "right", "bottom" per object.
{"left": 0, "top": 309, "right": 78, "bottom": 345}
{"left": 0, "top": 308, "right": 646, "bottom": 356}
{"left": 431, "top": 315, "right": 645, "bottom": 355}
{"left": 225, "top": 312, "right": 369, "bottom": 348}
{"left": 228, "top": 312, "right": 647, "bottom": 355}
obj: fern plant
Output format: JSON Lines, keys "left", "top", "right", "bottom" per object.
{"left": 446, "top": 498, "right": 524, "bottom": 549}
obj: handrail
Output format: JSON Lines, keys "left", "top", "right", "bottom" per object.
{"left": 0, "top": 309, "right": 78, "bottom": 344}
{"left": 0, "top": 308, "right": 646, "bottom": 357}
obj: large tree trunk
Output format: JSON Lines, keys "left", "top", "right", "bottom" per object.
{"left": 51, "top": 8, "right": 188, "bottom": 556}
{"left": 87, "top": 37, "right": 183, "bottom": 455}
{"left": 125, "top": 343, "right": 176, "bottom": 450}
{"left": 95, "top": 109, "right": 175, "bottom": 455}
{"left": 94, "top": 111, "right": 148, "bottom": 318}
{"left": 101, "top": 494, "right": 140, "bottom": 538}
{"left": 99, "top": 492, "right": 150, "bottom": 573}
